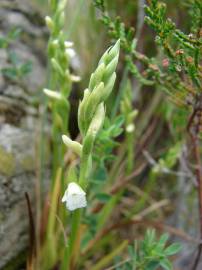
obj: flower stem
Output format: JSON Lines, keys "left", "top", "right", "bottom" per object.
{"left": 61, "top": 209, "right": 81, "bottom": 270}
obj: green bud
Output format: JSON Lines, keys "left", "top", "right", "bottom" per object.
{"left": 86, "top": 102, "right": 105, "bottom": 139}
{"left": 58, "top": 11, "right": 65, "bottom": 28}
{"left": 77, "top": 41, "right": 120, "bottom": 189}
{"left": 58, "top": 0, "right": 67, "bottom": 12}
{"left": 52, "top": 39, "right": 59, "bottom": 48}
{"left": 89, "top": 63, "right": 105, "bottom": 91}
{"left": 45, "top": 16, "right": 54, "bottom": 31}
{"left": 82, "top": 103, "right": 105, "bottom": 160}
{"left": 102, "top": 72, "right": 116, "bottom": 100}
{"left": 78, "top": 40, "right": 120, "bottom": 138}
{"left": 98, "top": 49, "right": 109, "bottom": 66}
{"left": 129, "top": 110, "right": 138, "bottom": 120}
{"left": 103, "top": 54, "right": 119, "bottom": 83}
{"left": 99, "top": 39, "right": 120, "bottom": 66}
{"left": 51, "top": 58, "right": 64, "bottom": 77}
{"left": 49, "top": 0, "right": 57, "bottom": 12}
{"left": 78, "top": 89, "right": 91, "bottom": 135}
{"left": 84, "top": 82, "right": 105, "bottom": 128}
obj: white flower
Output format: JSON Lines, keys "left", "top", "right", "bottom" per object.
{"left": 126, "top": 124, "right": 135, "bottom": 133}
{"left": 70, "top": 74, "right": 81, "bottom": 82}
{"left": 64, "top": 41, "right": 74, "bottom": 48}
{"left": 65, "top": 48, "right": 76, "bottom": 59}
{"left": 62, "top": 182, "right": 87, "bottom": 211}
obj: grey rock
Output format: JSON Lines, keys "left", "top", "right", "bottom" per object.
{"left": 0, "top": 0, "right": 49, "bottom": 268}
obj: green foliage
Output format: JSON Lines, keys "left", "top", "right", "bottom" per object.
{"left": 0, "top": 28, "right": 21, "bottom": 49}
{"left": 91, "top": 115, "right": 124, "bottom": 194}
{"left": 0, "top": 28, "right": 32, "bottom": 81}
{"left": 121, "top": 80, "right": 138, "bottom": 173}
{"left": 93, "top": 0, "right": 154, "bottom": 85}
{"left": 1, "top": 52, "right": 32, "bottom": 80}
{"left": 120, "top": 230, "right": 181, "bottom": 270}
{"left": 94, "top": 0, "right": 202, "bottom": 108}
{"left": 94, "top": 0, "right": 106, "bottom": 11}
{"left": 94, "top": 115, "right": 124, "bottom": 165}
{"left": 152, "top": 141, "right": 183, "bottom": 174}
{"left": 144, "top": 0, "right": 202, "bottom": 92}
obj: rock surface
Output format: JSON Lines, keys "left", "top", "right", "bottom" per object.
{"left": 0, "top": 0, "right": 48, "bottom": 268}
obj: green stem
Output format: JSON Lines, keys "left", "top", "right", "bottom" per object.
{"left": 79, "top": 154, "right": 91, "bottom": 188}
{"left": 61, "top": 210, "right": 82, "bottom": 270}
{"left": 63, "top": 148, "right": 91, "bottom": 269}
{"left": 79, "top": 134, "right": 94, "bottom": 188}
{"left": 126, "top": 132, "right": 135, "bottom": 174}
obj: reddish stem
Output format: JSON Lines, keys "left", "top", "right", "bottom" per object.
{"left": 191, "top": 136, "right": 202, "bottom": 270}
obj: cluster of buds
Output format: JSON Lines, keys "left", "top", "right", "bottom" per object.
{"left": 45, "top": 0, "right": 80, "bottom": 97}
{"left": 78, "top": 40, "right": 120, "bottom": 142}
{"left": 62, "top": 40, "right": 120, "bottom": 211}
{"left": 44, "top": 0, "right": 81, "bottom": 132}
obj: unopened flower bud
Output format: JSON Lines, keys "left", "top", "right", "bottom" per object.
{"left": 43, "top": 88, "right": 62, "bottom": 100}
{"left": 51, "top": 58, "right": 64, "bottom": 77}
{"left": 70, "top": 74, "right": 81, "bottom": 82}
{"left": 45, "top": 16, "right": 54, "bottom": 31}
{"left": 62, "top": 135, "right": 82, "bottom": 156}
{"left": 162, "top": 58, "right": 169, "bottom": 67}
{"left": 64, "top": 41, "right": 74, "bottom": 48}
{"left": 52, "top": 39, "right": 59, "bottom": 48}
{"left": 126, "top": 124, "right": 135, "bottom": 133}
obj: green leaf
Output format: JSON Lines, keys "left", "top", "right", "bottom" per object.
{"left": 156, "top": 233, "right": 169, "bottom": 250}
{"left": 8, "top": 28, "right": 22, "bottom": 40}
{"left": 19, "top": 61, "right": 33, "bottom": 76}
{"left": 160, "top": 258, "right": 172, "bottom": 270}
{"left": 96, "top": 193, "right": 111, "bottom": 202}
{"left": 146, "top": 229, "right": 156, "bottom": 246}
{"left": 93, "top": 166, "right": 107, "bottom": 182}
{"left": 81, "top": 232, "right": 93, "bottom": 249}
{"left": 164, "top": 243, "right": 181, "bottom": 256}
{"left": 8, "top": 51, "right": 19, "bottom": 66}
{"left": 146, "top": 260, "right": 160, "bottom": 270}
{"left": 1, "top": 67, "right": 17, "bottom": 79}
{"left": 0, "top": 37, "right": 8, "bottom": 48}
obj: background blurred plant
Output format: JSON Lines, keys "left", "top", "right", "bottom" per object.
{"left": 0, "top": 28, "right": 32, "bottom": 82}
{"left": 44, "top": 0, "right": 81, "bottom": 178}
{"left": 93, "top": 0, "right": 201, "bottom": 268}
{"left": 115, "top": 229, "right": 181, "bottom": 270}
